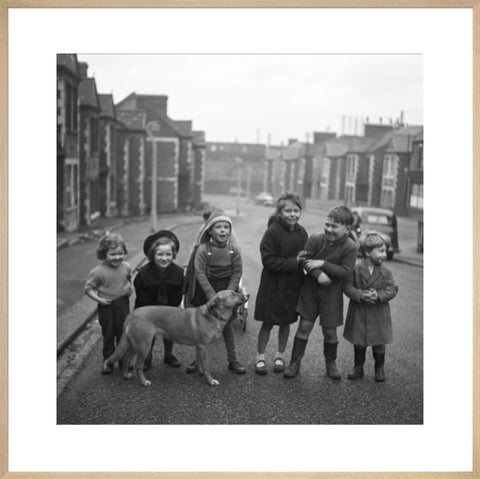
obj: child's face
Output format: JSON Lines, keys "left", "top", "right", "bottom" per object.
{"left": 154, "top": 244, "right": 174, "bottom": 269}
{"left": 366, "top": 244, "right": 387, "bottom": 266}
{"left": 210, "top": 221, "right": 231, "bottom": 244}
{"left": 105, "top": 245, "right": 125, "bottom": 268}
{"left": 324, "top": 216, "right": 348, "bottom": 242}
{"left": 279, "top": 201, "right": 301, "bottom": 228}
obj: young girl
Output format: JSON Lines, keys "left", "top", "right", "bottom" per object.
{"left": 84, "top": 233, "right": 133, "bottom": 374}
{"left": 284, "top": 206, "right": 358, "bottom": 379}
{"left": 186, "top": 208, "right": 246, "bottom": 375}
{"left": 253, "top": 192, "right": 308, "bottom": 375}
{"left": 134, "top": 230, "right": 184, "bottom": 371}
{"left": 343, "top": 233, "right": 399, "bottom": 382}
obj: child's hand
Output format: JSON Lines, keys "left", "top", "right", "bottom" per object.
{"left": 368, "top": 289, "right": 379, "bottom": 302}
{"left": 317, "top": 272, "right": 332, "bottom": 286}
{"left": 304, "top": 259, "right": 325, "bottom": 271}
{"left": 98, "top": 298, "right": 112, "bottom": 306}
{"left": 296, "top": 250, "right": 306, "bottom": 263}
{"left": 361, "top": 290, "right": 375, "bottom": 303}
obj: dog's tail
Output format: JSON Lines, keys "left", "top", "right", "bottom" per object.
{"left": 103, "top": 323, "right": 131, "bottom": 368}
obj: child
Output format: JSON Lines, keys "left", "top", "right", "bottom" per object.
{"left": 343, "top": 233, "right": 398, "bottom": 382}
{"left": 84, "top": 233, "right": 133, "bottom": 374}
{"left": 186, "top": 208, "right": 246, "bottom": 375}
{"left": 254, "top": 192, "right": 308, "bottom": 375}
{"left": 134, "top": 230, "right": 184, "bottom": 371}
{"left": 284, "top": 206, "right": 358, "bottom": 380}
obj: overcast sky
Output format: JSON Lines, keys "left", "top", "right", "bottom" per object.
{"left": 78, "top": 54, "right": 422, "bottom": 145}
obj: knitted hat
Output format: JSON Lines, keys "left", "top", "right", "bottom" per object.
{"left": 199, "top": 209, "right": 232, "bottom": 243}
{"left": 143, "top": 230, "right": 180, "bottom": 256}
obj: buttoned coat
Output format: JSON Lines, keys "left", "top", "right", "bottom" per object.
{"left": 343, "top": 261, "right": 398, "bottom": 346}
{"left": 254, "top": 219, "right": 308, "bottom": 325}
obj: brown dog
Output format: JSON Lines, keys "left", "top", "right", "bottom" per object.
{"left": 103, "top": 289, "right": 249, "bottom": 386}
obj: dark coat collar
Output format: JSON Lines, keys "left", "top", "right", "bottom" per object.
{"left": 138, "top": 261, "right": 183, "bottom": 286}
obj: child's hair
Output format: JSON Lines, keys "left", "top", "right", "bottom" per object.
{"left": 96, "top": 233, "right": 128, "bottom": 260}
{"left": 360, "top": 232, "right": 387, "bottom": 257}
{"left": 274, "top": 192, "right": 302, "bottom": 217}
{"left": 327, "top": 205, "right": 354, "bottom": 226}
{"left": 147, "top": 236, "right": 177, "bottom": 262}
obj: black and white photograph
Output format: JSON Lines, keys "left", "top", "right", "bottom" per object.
{"left": 56, "top": 53, "right": 424, "bottom": 425}
{"left": 5, "top": 5, "right": 476, "bottom": 476}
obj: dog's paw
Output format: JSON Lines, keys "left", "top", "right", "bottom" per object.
{"left": 142, "top": 380, "right": 152, "bottom": 387}
{"left": 209, "top": 379, "right": 220, "bottom": 386}
{"left": 123, "top": 372, "right": 133, "bottom": 380}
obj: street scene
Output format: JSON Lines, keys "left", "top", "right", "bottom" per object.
{"left": 57, "top": 54, "right": 423, "bottom": 425}
{"left": 57, "top": 195, "right": 423, "bottom": 425}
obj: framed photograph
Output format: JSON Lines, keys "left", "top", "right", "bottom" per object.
{"left": 1, "top": 2, "right": 478, "bottom": 478}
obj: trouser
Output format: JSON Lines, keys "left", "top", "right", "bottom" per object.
{"left": 98, "top": 296, "right": 130, "bottom": 359}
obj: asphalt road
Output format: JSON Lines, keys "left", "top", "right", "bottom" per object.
{"left": 57, "top": 195, "right": 423, "bottom": 425}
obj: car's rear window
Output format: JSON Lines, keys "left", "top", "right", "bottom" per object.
{"left": 366, "top": 214, "right": 391, "bottom": 225}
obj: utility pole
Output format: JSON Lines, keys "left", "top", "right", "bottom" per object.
{"left": 146, "top": 121, "right": 161, "bottom": 232}
{"left": 234, "top": 156, "right": 243, "bottom": 215}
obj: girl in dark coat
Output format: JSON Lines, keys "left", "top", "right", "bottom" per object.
{"left": 253, "top": 192, "right": 308, "bottom": 375}
{"left": 133, "top": 230, "right": 184, "bottom": 371}
{"left": 343, "top": 233, "right": 398, "bottom": 382}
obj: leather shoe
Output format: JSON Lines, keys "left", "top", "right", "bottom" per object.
{"left": 164, "top": 355, "right": 181, "bottom": 368}
{"left": 143, "top": 358, "right": 152, "bottom": 371}
{"left": 375, "top": 367, "right": 385, "bottom": 382}
{"left": 186, "top": 360, "right": 197, "bottom": 374}
{"left": 255, "top": 360, "right": 267, "bottom": 375}
{"left": 228, "top": 361, "right": 246, "bottom": 374}
{"left": 101, "top": 363, "right": 113, "bottom": 375}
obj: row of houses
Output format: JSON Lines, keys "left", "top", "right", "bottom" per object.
{"left": 263, "top": 124, "right": 423, "bottom": 218}
{"left": 57, "top": 54, "right": 207, "bottom": 232}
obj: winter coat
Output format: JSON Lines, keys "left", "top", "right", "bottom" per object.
{"left": 133, "top": 261, "right": 184, "bottom": 309}
{"left": 343, "top": 260, "right": 398, "bottom": 346}
{"left": 296, "top": 233, "right": 358, "bottom": 327}
{"left": 254, "top": 219, "right": 308, "bottom": 325}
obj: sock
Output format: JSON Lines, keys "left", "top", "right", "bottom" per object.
{"left": 256, "top": 353, "right": 265, "bottom": 363}
{"left": 275, "top": 351, "right": 284, "bottom": 362}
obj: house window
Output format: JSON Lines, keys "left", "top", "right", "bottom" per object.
{"left": 65, "top": 162, "right": 79, "bottom": 209}
{"left": 410, "top": 183, "right": 423, "bottom": 209}
{"left": 210, "top": 145, "right": 216, "bottom": 152}
{"left": 346, "top": 155, "right": 356, "bottom": 175}
{"left": 65, "top": 83, "right": 78, "bottom": 132}
{"left": 418, "top": 143, "right": 423, "bottom": 170}
{"left": 90, "top": 117, "right": 99, "bottom": 154}
{"left": 380, "top": 188, "right": 394, "bottom": 209}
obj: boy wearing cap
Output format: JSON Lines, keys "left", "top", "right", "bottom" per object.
{"left": 134, "top": 230, "right": 184, "bottom": 371}
{"left": 187, "top": 209, "right": 246, "bottom": 375}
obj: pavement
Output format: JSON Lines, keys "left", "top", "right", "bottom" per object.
{"left": 57, "top": 200, "right": 422, "bottom": 357}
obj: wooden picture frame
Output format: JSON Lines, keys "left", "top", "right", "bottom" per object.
{"left": 1, "top": 2, "right": 478, "bottom": 478}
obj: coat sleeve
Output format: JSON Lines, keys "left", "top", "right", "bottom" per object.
{"left": 169, "top": 279, "right": 184, "bottom": 307}
{"left": 194, "top": 246, "right": 217, "bottom": 300}
{"left": 260, "top": 229, "right": 300, "bottom": 272}
{"left": 376, "top": 267, "right": 399, "bottom": 303}
{"left": 133, "top": 270, "right": 155, "bottom": 308}
{"left": 227, "top": 247, "right": 243, "bottom": 291}
{"left": 321, "top": 241, "right": 359, "bottom": 281}
{"left": 342, "top": 269, "right": 364, "bottom": 302}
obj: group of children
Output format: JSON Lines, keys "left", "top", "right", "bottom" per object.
{"left": 84, "top": 193, "right": 398, "bottom": 382}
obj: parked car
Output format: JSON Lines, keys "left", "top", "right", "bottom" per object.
{"left": 254, "top": 192, "right": 275, "bottom": 206}
{"left": 228, "top": 186, "right": 246, "bottom": 196}
{"left": 351, "top": 206, "right": 400, "bottom": 260}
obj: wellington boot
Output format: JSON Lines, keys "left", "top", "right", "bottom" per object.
{"left": 348, "top": 365, "right": 364, "bottom": 380}
{"left": 324, "top": 342, "right": 342, "bottom": 380}
{"left": 348, "top": 346, "right": 366, "bottom": 380}
{"left": 283, "top": 337, "right": 308, "bottom": 378}
{"left": 373, "top": 351, "right": 386, "bottom": 382}
{"left": 325, "top": 360, "right": 342, "bottom": 379}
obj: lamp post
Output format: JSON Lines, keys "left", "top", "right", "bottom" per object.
{"left": 234, "top": 156, "right": 243, "bottom": 215}
{"left": 146, "top": 121, "right": 161, "bottom": 232}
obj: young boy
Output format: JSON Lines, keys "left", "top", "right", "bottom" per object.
{"left": 343, "top": 233, "right": 398, "bottom": 382}
{"left": 284, "top": 206, "right": 358, "bottom": 379}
